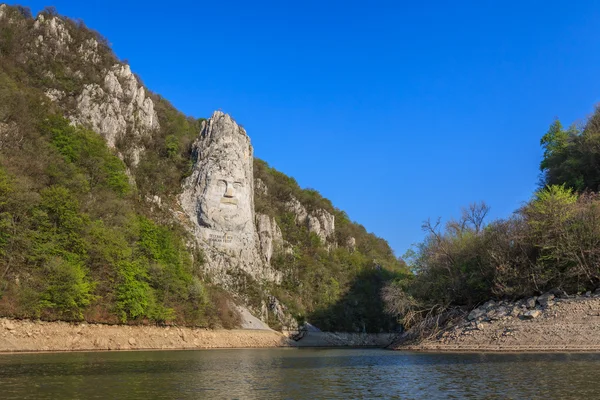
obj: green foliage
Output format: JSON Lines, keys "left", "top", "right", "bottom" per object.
{"left": 0, "top": 33, "right": 218, "bottom": 325}
{"left": 115, "top": 260, "right": 152, "bottom": 322}
{"left": 0, "top": 168, "right": 13, "bottom": 257}
{"left": 134, "top": 95, "right": 202, "bottom": 196}
{"left": 41, "top": 115, "right": 130, "bottom": 196}
{"left": 540, "top": 108, "right": 600, "bottom": 192}
{"left": 39, "top": 257, "right": 94, "bottom": 320}
{"left": 253, "top": 159, "right": 406, "bottom": 332}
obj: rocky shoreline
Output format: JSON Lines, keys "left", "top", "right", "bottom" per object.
{"left": 392, "top": 292, "right": 600, "bottom": 352}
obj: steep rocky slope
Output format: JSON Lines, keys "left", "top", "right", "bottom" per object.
{"left": 0, "top": 4, "right": 405, "bottom": 332}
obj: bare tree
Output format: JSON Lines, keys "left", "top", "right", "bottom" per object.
{"left": 461, "top": 201, "right": 490, "bottom": 234}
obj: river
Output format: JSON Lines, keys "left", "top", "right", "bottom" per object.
{"left": 1, "top": 348, "right": 599, "bottom": 399}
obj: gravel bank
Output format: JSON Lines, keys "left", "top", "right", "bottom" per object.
{"left": 392, "top": 295, "right": 600, "bottom": 352}
{"left": 0, "top": 318, "right": 293, "bottom": 353}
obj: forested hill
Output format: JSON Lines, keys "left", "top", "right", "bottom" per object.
{"left": 0, "top": 4, "right": 406, "bottom": 332}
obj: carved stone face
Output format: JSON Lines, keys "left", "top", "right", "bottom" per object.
{"left": 197, "top": 157, "right": 252, "bottom": 232}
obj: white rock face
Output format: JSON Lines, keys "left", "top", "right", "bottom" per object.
{"left": 72, "top": 64, "right": 159, "bottom": 165}
{"left": 284, "top": 196, "right": 308, "bottom": 224}
{"left": 180, "top": 111, "right": 281, "bottom": 285}
{"left": 256, "top": 214, "right": 283, "bottom": 264}
{"left": 78, "top": 38, "right": 101, "bottom": 64}
{"left": 33, "top": 15, "right": 72, "bottom": 52}
{"left": 44, "top": 88, "right": 65, "bottom": 102}
{"left": 308, "top": 209, "right": 335, "bottom": 243}
{"left": 0, "top": 4, "right": 7, "bottom": 19}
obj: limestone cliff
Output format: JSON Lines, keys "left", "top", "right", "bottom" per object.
{"left": 12, "top": 11, "right": 159, "bottom": 166}
{"left": 179, "top": 111, "right": 281, "bottom": 286}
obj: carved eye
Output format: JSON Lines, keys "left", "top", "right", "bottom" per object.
{"left": 233, "top": 182, "right": 243, "bottom": 189}
{"left": 217, "top": 180, "right": 226, "bottom": 187}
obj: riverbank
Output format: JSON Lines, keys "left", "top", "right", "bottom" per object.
{"left": 0, "top": 318, "right": 293, "bottom": 352}
{"left": 0, "top": 317, "right": 399, "bottom": 352}
{"left": 391, "top": 293, "right": 600, "bottom": 352}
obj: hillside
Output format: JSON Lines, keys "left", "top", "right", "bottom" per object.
{"left": 0, "top": 4, "right": 405, "bottom": 332}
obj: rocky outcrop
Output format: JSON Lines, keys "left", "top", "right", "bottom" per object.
{"left": 72, "top": 64, "right": 159, "bottom": 165}
{"left": 256, "top": 214, "right": 283, "bottom": 264}
{"left": 262, "top": 296, "right": 298, "bottom": 331}
{"left": 284, "top": 196, "right": 335, "bottom": 244}
{"left": 284, "top": 196, "right": 308, "bottom": 224}
{"left": 179, "top": 111, "right": 281, "bottom": 286}
{"left": 308, "top": 208, "right": 335, "bottom": 243}
{"left": 28, "top": 13, "right": 158, "bottom": 166}
{"left": 33, "top": 14, "right": 72, "bottom": 53}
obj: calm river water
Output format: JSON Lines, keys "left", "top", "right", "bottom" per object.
{"left": 1, "top": 348, "right": 599, "bottom": 399}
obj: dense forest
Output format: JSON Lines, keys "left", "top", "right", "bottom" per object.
{"left": 0, "top": 5, "right": 404, "bottom": 331}
{"left": 384, "top": 108, "right": 600, "bottom": 329}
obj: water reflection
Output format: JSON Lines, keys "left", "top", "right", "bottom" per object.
{"left": 1, "top": 349, "right": 600, "bottom": 399}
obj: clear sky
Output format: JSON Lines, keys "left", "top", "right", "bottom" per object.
{"left": 20, "top": 0, "right": 600, "bottom": 256}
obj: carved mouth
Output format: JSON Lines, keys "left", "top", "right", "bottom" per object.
{"left": 220, "top": 198, "right": 238, "bottom": 205}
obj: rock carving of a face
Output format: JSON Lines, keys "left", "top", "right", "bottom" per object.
{"left": 197, "top": 155, "right": 252, "bottom": 232}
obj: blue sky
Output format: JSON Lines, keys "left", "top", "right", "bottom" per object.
{"left": 21, "top": 0, "right": 600, "bottom": 256}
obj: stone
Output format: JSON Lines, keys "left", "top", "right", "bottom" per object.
{"left": 128, "top": 337, "right": 136, "bottom": 346}
{"left": 492, "top": 306, "right": 508, "bottom": 319}
{"left": 284, "top": 196, "right": 308, "bottom": 224}
{"left": 45, "top": 88, "right": 65, "bottom": 102}
{"left": 267, "top": 296, "right": 298, "bottom": 331}
{"left": 34, "top": 16, "right": 72, "bottom": 50}
{"left": 4, "top": 321, "right": 15, "bottom": 331}
{"left": 525, "top": 297, "right": 537, "bottom": 309}
{"left": 72, "top": 64, "right": 159, "bottom": 165}
{"left": 482, "top": 300, "right": 496, "bottom": 310}
{"left": 537, "top": 292, "right": 555, "bottom": 308}
{"left": 467, "top": 308, "right": 485, "bottom": 321}
{"left": 522, "top": 309, "right": 542, "bottom": 319}
{"left": 179, "top": 111, "right": 281, "bottom": 285}
{"left": 585, "top": 291, "right": 592, "bottom": 297}
{"left": 256, "top": 213, "right": 283, "bottom": 264}
{"left": 307, "top": 209, "right": 335, "bottom": 244}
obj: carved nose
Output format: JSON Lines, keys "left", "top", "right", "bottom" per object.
{"left": 224, "top": 183, "right": 235, "bottom": 198}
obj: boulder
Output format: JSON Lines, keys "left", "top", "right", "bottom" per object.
{"left": 468, "top": 308, "right": 485, "bottom": 321}
{"left": 522, "top": 309, "right": 542, "bottom": 320}
{"left": 525, "top": 297, "right": 537, "bottom": 309}
{"left": 482, "top": 300, "right": 496, "bottom": 310}
{"left": 537, "top": 293, "right": 555, "bottom": 308}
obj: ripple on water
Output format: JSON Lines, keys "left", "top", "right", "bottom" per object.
{"left": 1, "top": 349, "right": 600, "bottom": 399}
